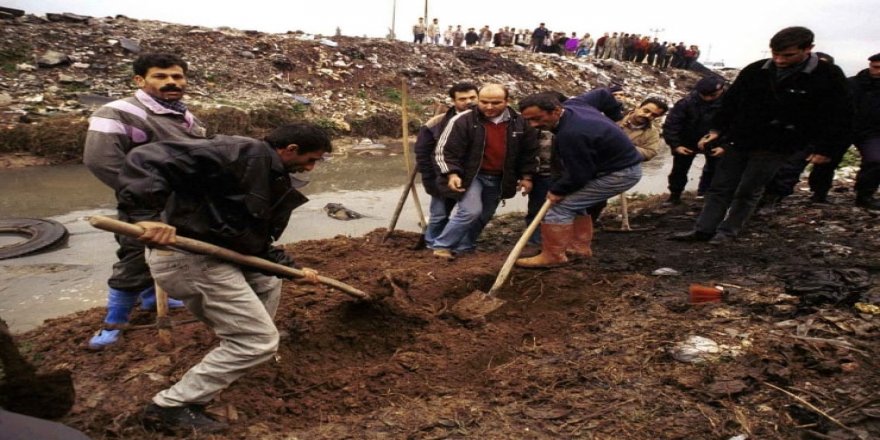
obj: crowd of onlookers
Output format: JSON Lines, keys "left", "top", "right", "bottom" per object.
{"left": 411, "top": 18, "right": 703, "bottom": 70}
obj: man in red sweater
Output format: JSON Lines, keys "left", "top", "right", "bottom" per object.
{"left": 431, "top": 84, "right": 539, "bottom": 259}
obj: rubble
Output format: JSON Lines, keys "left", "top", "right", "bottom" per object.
{"left": 0, "top": 11, "right": 727, "bottom": 162}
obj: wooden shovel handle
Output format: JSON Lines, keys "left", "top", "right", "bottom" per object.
{"left": 88, "top": 215, "right": 370, "bottom": 300}
{"left": 382, "top": 165, "right": 419, "bottom": 243}
{"left": 487, "top": 199, "right": 552, "bottom": 296}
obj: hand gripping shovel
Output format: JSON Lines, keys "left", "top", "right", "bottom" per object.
{"left": 89, "top": 216, "right": 370, "bottom": 300}
{"left": 449, "top": 199, "right": 552, "bottom": 321}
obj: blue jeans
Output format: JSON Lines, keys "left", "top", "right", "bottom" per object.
{"left": 425, "top": 196, "right": 456, "bottom": 248}
{"left": 544, "top": 164, "right": 642, "bottom": 224}
{"left": 432, "top": 173, "right": 502, "bottom": 252}
{"left": 695, "top": 149, "right": 789, "bottom": 237}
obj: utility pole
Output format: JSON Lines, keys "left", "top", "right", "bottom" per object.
{"left": 424, "top": 0, "right": 428, "bottom": 24}
{"left": 649, "top": 27, "right": 665, "bottom": 40}
{"left": 388, "top": 0, "right": 397, "bottom": 40}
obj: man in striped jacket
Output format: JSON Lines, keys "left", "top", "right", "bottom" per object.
{"left": 83, "top": 52, "right": 207, "bottom": 350}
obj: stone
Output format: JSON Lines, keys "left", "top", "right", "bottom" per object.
{"left": 36, "top": 51, "right": 71, "bottom": 68}
{"left": 119, "top": 37, "right": 141, "bottom": 53}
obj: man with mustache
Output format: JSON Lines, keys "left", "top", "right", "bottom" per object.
{"left": 83, "top": 53, "right": 207, "bottom": 350}
{"left": 115, "top": 123, "right": 327, "bottom": 434}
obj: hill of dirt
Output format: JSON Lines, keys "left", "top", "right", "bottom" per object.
{"left": 7, "top": 188, "right": 879, "bottom": 439}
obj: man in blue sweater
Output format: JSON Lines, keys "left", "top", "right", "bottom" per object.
{"left": 516, "top": 92, "right": 642, "bottom": 268}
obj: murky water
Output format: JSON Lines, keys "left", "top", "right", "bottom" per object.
{"left": 0, "top": 151, "right": 705, "bottom": 332}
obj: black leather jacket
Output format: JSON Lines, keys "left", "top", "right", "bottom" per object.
{"left": 118, "top": 135, "right": 308, "bottom": 265}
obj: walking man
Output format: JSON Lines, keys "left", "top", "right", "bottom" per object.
{"left": 672, "top": 27, "right": 850, "bottom": 244}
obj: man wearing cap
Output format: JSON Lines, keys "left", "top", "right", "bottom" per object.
{"left": 849, "top": 53, "right": 880, "bottom": 210}
{"left": 662, "top": 75, "right": 727, "bottom": 205}
{"left": 672, "top": 27, "right": 850, "bottom": 244}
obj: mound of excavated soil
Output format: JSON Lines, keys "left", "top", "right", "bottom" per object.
{"left": 9, "top": 189, "right": 880, "bottom": 439}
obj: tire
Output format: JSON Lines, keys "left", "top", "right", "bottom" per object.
{"left": 0, "top": 218, "right": 69, "bottom": 260}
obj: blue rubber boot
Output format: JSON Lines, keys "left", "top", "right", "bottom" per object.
{"left": 88, "top": 288, "right": 138, "bottom": 350}
{"left": 138, "top": 286, "right": 186, "bottom": 311}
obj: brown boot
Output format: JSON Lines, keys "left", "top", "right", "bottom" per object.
{"left": 567, "top": 215, "right": 593, "bottom": 259}
{"left": 516, "top": 223, "right": 572, "bottom": 268}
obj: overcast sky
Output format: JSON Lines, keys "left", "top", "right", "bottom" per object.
{"left": 9, "top": 0, "right": 878, "bottom": 76}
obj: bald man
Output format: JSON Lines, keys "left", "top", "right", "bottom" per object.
{"left": 430, "top": 84, "right": 539, "bottom": 259}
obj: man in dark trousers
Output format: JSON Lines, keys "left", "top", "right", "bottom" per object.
{"left": 672, "top": 27, "right": 850, "bottom": 244}
{"left": 118, "top": 123, "right": 328, "bottom": 433}
{"left": 83, "top": 52, "right": 206, "bottom": 350}
{"left": 414, "top": 82, "right": 479, "bottom": 248}
{"left": 662, "top": 75, "right": 727, "bottom": 204}
{"left": 850, "top": 52, "right": 880, "bottom": 210}
{"left": 516, "top": 92, "right": 642, "bottom": 268}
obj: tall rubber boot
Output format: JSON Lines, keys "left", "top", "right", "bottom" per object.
{"left": 138, "top": 285, "right": 186, "bottom": 311}
{"left": 567, "top": 215, "right": 593, "bottom": 259}
{"left": 515, "top": 223, "right": 572, "bottom": 268}
{"left": 88, "top": 288, "right": 138, "bottom": 350}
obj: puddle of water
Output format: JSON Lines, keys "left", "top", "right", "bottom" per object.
{"left": 0, "top": 151, "right": 706, "bottom": 332}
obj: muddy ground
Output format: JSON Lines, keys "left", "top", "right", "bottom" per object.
{"left": 6, "top": 186, "right": 880, "bottom": 439}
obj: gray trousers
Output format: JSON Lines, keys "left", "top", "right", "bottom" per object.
{"left": 146, "top": 249, "right": 281, "bottom": 407}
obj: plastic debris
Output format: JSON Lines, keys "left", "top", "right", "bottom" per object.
{"left": 652, "top": 267, "right": 680, "bottom": 276}
{"left": 671, "top": 336, "right": 719, "bottom": 363}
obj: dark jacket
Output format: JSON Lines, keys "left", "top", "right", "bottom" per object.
{"left": 414, "top": 107, "right": 458, "bottom": 197}
{"left": 118, "top": 135, "right": 308, "bottom": 265}
{"left": 663, "top": 91, "right": 725, "bottom": 151}
{"left": 713, "top": 54, "right": 850, "bottom": 156}
{"left": 849, "top": 68, "right": 880, "bottom": 142}
{"left": 565, "top": 88, "right": 624, "bottom": 122}
{"left": 551, "top": 104, "right": 642, "bottom": 195}
{"left": 433, "top": 107, "right": 539, "bottom": 200}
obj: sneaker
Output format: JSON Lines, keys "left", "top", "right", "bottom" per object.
{"left": 143, "top": 403, "right": 228, "bottom": 434}
{"left": 432, "top": 249, "right": 454, "bottom": 260}
{"left": 87, "top": 328, "right": 123, "bottom": 351}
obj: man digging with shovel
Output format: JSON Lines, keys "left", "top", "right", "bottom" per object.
{"left": 516, "top": 92, "right": 643, "bottom": 268}
{"left": 115, "top": 123, "right": 328, "bottom": 434}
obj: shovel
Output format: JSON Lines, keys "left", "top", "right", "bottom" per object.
{"left": 88, "top": 215, "right": 370, "bottom": 301}
{"left": 449, "top": 199, "right": 552, "bottom": 321}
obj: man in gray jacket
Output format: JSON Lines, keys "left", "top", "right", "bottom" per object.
{"left": 83, "top": 53, "right": 207, "bottom": 350}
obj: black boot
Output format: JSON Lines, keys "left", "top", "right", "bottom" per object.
{"left": 143, "top": 403, "right": 229, "bottom": 434}
{"left": 662, "top": 192, "right": 682, "bottom": 206}
{"left": 855, "top": 161, "right": 880, "bottom": 211}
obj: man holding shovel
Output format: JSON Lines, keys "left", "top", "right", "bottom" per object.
{"left": 516, "top": 92, "right": 642, "bottom": 268}
{"left": 115, "top": 123, "right": 327, "bottom": 434}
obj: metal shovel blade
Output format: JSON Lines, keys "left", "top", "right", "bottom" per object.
{"left": 449, "top": 290, "right": 506, "bottom": 321}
